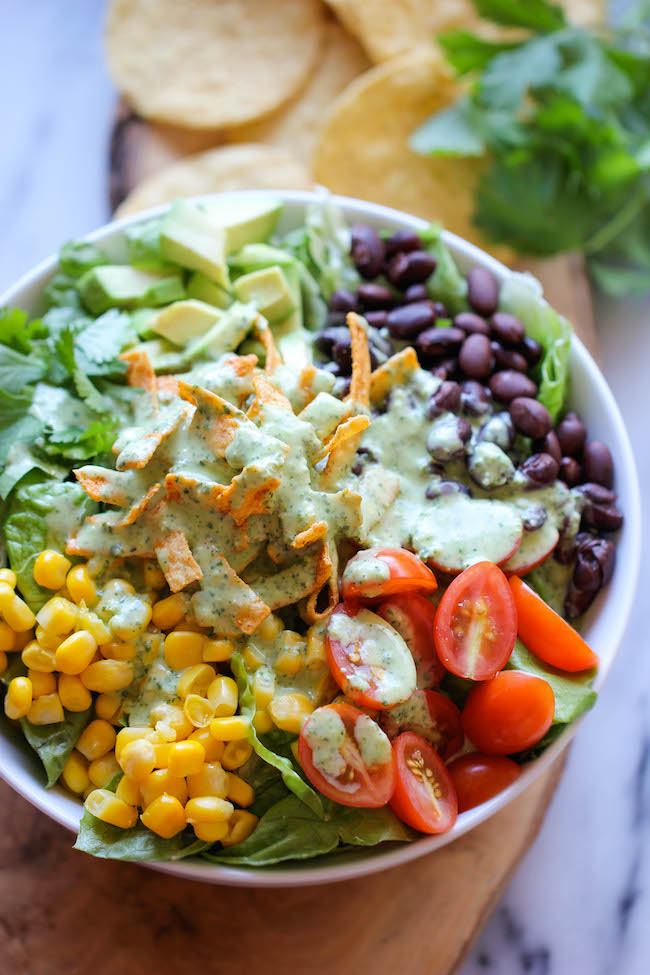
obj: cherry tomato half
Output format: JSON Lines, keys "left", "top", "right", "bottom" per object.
{"left": 509, "top": 576, "right": 598, "bottom": 673}
{"left": 299, "top": 702, "right": 396, "bottom": 808}
{"left": 462, "top": 670, "right": 555, "bottom": 755}
{"left": 376, "top": 593, "right": 445, "bottom": 689}
{"left": 434, "top": 561, "right": 517, "bottom": 681}
{"left": 379, "top": 689, "right": 464, "bottom": 762}
{"left": 390, "top": 732, "right": 458, "bottom": 834}
{"left": 326, "top": 603, "right": 417, "bottom": 710}
{"left": 341, "top": 547, "right": 438, "bottom": 603}
{"left": 447, "top": 753, "right": 521, "bottom": 813}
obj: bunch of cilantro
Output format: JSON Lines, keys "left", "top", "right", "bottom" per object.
{"left": 411, "top": 0, "right": 650, "bottom": 295}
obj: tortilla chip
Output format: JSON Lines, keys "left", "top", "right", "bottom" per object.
{"left": 251, "top": 543, "right": 332, "bottom": 610}
{"left": 229, "top": 353, "right": 259, "bottom": 378}
{"left": 345, "top": 312, "right": 371, "bottom": 409}
{"left": 253, "top": 317, "right": 283, "bottom": 375}
{"left": 179, "top": 381, "right": 244, "bottom": 454}
{"left": 315, "top": 414, "right": 370, "bottom": 464}
{"left": 156, "top": 375, "right": 180, "bottom": 396}
{"left": 120, "top": 348, "right": 157, "bottom": 395}
{"left": 112, "top": 482, "right": 161, "bottom": 529}
{"left": 116, "top": 400, "right": 193, "bottom": 472}
{"left": 154, "top": 530, "right": 203, "bottom": 592}
{"left": 73, "top": 467, "right": 129, "bottom": 505}
{"left": 191, "top": 552, "right": 270, "bottom": 634}
{"left": 370, "top": 346, "right": 420, "bottom": 405}
{"left": 293, "top": 520, "right": 328, "bottom": 549}
{"left": 300, "top": 543, "right": 339, "bottom": 624}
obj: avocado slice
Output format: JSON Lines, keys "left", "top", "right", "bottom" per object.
{"left": 160, "top": 200, "right": 230, "bottom": 290}
{"left": 148, "top": 299, "right": 224, "bottom": 347}
{"left": 200, "top": 196, "right": 282, "bottom": 253}
{"left": 185, "top": 301, "right": 258, "bottom": 361}
{"left": 128, "top": 338, "right": 188, "bottom": 373}
{"left": 78, "top": 266, "right": 185, "bottom": 316}
{"left": 186, "top": 272, "right": 232, "bottom": 309}
{"left": 229, "top": 242, "right": 296, "bottom": 274}
{"left": 233, "top": 266, "right": 296, "bottom": 324}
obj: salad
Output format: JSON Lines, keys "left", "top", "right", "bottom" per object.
{"left": 0, "top": 194, "right": 623, "bottom": 865}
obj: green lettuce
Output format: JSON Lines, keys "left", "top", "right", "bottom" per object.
{"left": 74, "top": 810, "right": 210, "bottom": 861}
{"left": 420, "top": 224, "right": 469, "bottom": 314}
{"left": 507, "top": 638, "right": 597, "bottom": 725}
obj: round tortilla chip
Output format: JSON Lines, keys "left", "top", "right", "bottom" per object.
{"left": 313, "top": 47, "right": 515, "bottom": 264}
{"left": 227, "top": 18, "right": 370, "bottom": 165}
{"left": 106, "top": 0, "right": 324, "bottom": 129}
{"left": 115, "top": 144, "right": 312, "bottom": 217}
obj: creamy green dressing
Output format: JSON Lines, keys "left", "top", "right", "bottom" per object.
{"left": 303, "top": 707, "right": 349, "bottom": 782}
{"left": 353, "top": 713, "right": 392, "bottom": 767}
{"left": 328, "top": 608, "right": 416, "bottom": 707}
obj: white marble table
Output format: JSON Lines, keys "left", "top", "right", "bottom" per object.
{"left": 0, "top": 2, "right": 648, "bottom": 973}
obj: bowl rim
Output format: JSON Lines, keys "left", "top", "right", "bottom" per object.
{"left": 0, "top": 189, "right": 642, "bottom": 887}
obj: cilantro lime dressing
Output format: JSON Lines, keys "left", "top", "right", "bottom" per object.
{"left": 343, "top": 554, "right": 390, "bottom": 588}
{"left": 328, "top": 608, "right": 416, "bottom": 707}
{"left": 353, "top": 713, "right": 392, "bottom": 767}
{"left": 303, "top": 707, "right": 349, "bottom": 781}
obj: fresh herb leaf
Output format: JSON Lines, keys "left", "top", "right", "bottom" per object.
{"left": 411, "top": 98, "right": 486, "bottom": 157}
{"left": 437, "top": 30, "right": 518, "bottom": 75}
{"left": 0, "top": 344, "right": 47, "bottom": 394}
{"left": 58, "top": 240, "right": 110, "bottom": 278}
{"left": 0, "top": 307, "right": 47, "bottom": 354}
{"left": 43, "top": 417, "right": 119, "bottom": 462}
{"left": 0, "top": 444, "right": 66, "bottom": 500}
{"left": 0, "top": 388, "right": 43, "bottom": 467}
{"left": 471, "top": 0, "right": 566, "bottom": 32}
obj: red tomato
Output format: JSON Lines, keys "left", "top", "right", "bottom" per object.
{"left": 447, "top": 753, "right": 521, "bottom": 813}
{"left": 298, "top": 703, "right": 396, "bottom": 808}
{"left": 326, "top": 603, "right": 417, "bottom": 710}
{"left": 434, "top": 561, "right": 517, "bottom": 680}
{"left": 341, "top": 547, "right": 438, "bottom": 602}
{"left": 379, "top": 689, "right": 464, "bottom": 762}
{"left": 376, "top": 593, "right": 445, "bottom": 688}
{"left": 509, "top": 576, "right": 598, "bottom": 672}
{"left": 390, "top": 732, "right": 458, "bottom": 834}
{"left": 462, "top": 671, "right": 555, "bottom": 755}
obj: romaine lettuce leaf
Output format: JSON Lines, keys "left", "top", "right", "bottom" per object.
{"left": 420, "top": 224, "right": 469, "bottom": 314}
{"left": 74, "top": 811, "right": 210, "bottom": 861}
{"left": 506, "top": 638, "right": 597, "bottom": 725}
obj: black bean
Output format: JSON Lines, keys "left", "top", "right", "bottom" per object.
{"left": 326, "top": 311, "right": 349, "bottom": 328}
{"left": 461, "top": 380, "right": 491, "bottom": 416}
{"left": 560, "top": 456, "right": 581, "bottom": 486}
{"left": 541, "top": 431, "right": 562, "bottom": 464}
{"left": 357, "top": 283, "right": 395, "bottom": 309}
{"left": 404, "top": 283, "right": 429, "bottom": 303}
{"left": 427, "top": 415, "right": 471, "bottom": 461}
{"left": 519, "top": 452, "right": 560, "bottom": 485}
{"left": 386, "top": 250, "right": 437, "bottom": 289}
{"left": 573, "top": 555, "right": 602, "bottom": 593}
{"left": 351, "top": 224, "right": 385, "bottom": 279}
{"left": 314, "top": 326, "right": 349, "bottom": 355}
{"left": 565, "top": 584, "right": 594, "bottom": 619}
{"left": 454, "top": 311, "right": 490, "bottom": 336}
{"left": 416, "top": 326, "right": 465, "bottom": 359}
{"left": 556, "top": 411, "right": 587, "bottom": 457}
{"left": 478, "top": 412, "right": 514, "bottom": 451}
{"left": 582, "top": 440, "right": 614, "bottom": 488}
{"left": 490, "top": 312, "right": 525, "bottom": 346}
{"left": 510, "top": 397, "right": 553, "bottom": 439}
{"left": 467, "top": 267, "right": 499, "bottom": 316}
{"left": 492, "top": 342, "right": 528, "bottom": 373}
{"left": 385, "top": 229, "right": 422, "bottom": 257}
{"left": 522, "top": 504, "right": 547, "bottom": 532}
{"left": 333, "top": 334, "right": 352, "bottom": 373}
{"left": 459, "top": 333, "right": 494, "bottom": 379}
{"left": 521, "top": 336, "right": 543, "bottom": 367}
{"left": 427, "top": 380, "right": 461, "bottom": 418}
{"left": 581, "top": 499, "right": 623, "bottom": 532}
{"left": 386, "top": 301, "right": 436, "bottom": 340}
{"left": 577, "top": 534, "right": 615, "bottom": 586}
{"left": 362, "top": 310, "right": 387, "bottom": 330}
{"left": 441, "top": 481, "right": 471, "bottom": 497}
{"left": 458, "top": 418, "right": 472, "bottom": 443}
{"left": 554, "top": 534, "right": 577, "bottom": 565}
{"left": 490, "top": 371, "right": 539, "bottom": 403}
{"left": 431, "top": 358, "right": 458, "bottom": 380}
{"left": 328, "top": 289, "right": 358, "bottom": 313}
{"left": 432, "top": 302, "right": 448, "bottom": 318}
{"left": 575, "top": 482, "right": 616, "bottom": 505}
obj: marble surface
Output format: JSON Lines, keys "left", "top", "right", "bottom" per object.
{"left": 0, "top": 2, "right": 648, "bottom": 973}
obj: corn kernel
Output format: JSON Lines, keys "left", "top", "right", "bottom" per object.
{"left": 274, "top": 647, "right": 303, "bottom": 676}
{"left": 187, "top": 761, "right": 229, "bottom": 799}
{"left": 85, "top": 789, "right": 138, "bottom": 829}
{"left": 35, "top": 597, "right": 77, "bottom": 636}
{"left": 253, "top": 667, "right": 275, "bottom": 709}
{"left": 220, "top": 810, "right": 259, "bottom": 847}
{"left": 27, "top": 692, "right": 64, "bottom": 725}
{"left": 209, "top": 715, "right": 250, "bottom": 742}
{"left": 76, "top": 605, "right": 111, "bottom": 645}
{"left": 95, "top": 692, "right": 122, "bottom": 723}
{"left": 5, "top": 676, "right": 32, "bottom": 719}
{"left": 226, "top": 773, "right": 255, "bottom": 808}
{"left": 66, "top": 565, "right": 97, "bottom": 605}
{"left": 252, "top": 709, "right": 273, "bottom": 735}
{"left": 109, "top": 599, "right": 152, "bottom": 642}
{"left": 0, "top": 581, "right": 14, "bottom": 610}
{"left": 177, "top": 663, "right": 215, "bottom": 700}
{"left": 119, "top": 738, "right": 156, "bottom": 783}
{"left": 183, "top": 694, "right": 215, "bottom": 729}
{"left": 21, "top": 641, "right": 56, "bottom": 673}
{"left": 268, "top": 693, "right": 314, "bottom": 734}
{"left": 207, "top": 676, "right": 238, "bottom": 717}
{"left": 242, "top": 643, "right": 265, "bottom": 670}
{"left": 103, "top": 578, "right": 135, "bottom": 598}
{"left": 100, "top": 639, "right": 137, "bottom": 661}
{"left": 76, "top": 719, "right": 117, "bottom": 761}
{"left": 254, "top": 612, "right": 284, "bottom": 642}
{"left": 35, "top": 625, "right": 61, "bottom": 652}
{"left": 115, "top": 774, "right": 141, "bottom": 806}
{"left": 0, "top": 651, "right": 6, "bottom": 675}
{"left": 28, "top": 669, "right": 57, "bottom": 698}
{"left": 141, "top": 794, "right": 186, "bottom": 838}
{"left": 57, "top": 674, "right": 91, "bottom": 712}
{"left": 221, "top": 740, "right": 253, "bottom": 771}
{"left": 0, "top": 622, "right": 16, "bottom": 653}
{"left": 80, "top": 659, "right": 134, "bottom": 693}
{"left": 305, "top": 624, "right": 327, "bottom": 667}
{"left": 150, "top": 702, "right": 192, "bottom": 742}
{"left": 61, "top": 750, "right": 90, "bottom": 795}
{"left": 12, "top": 628, "right": 34, "bottom": 651}
{"left": 115, "top": 726, "right": 156, "bottom": 762}
{"left": 2, "top": 593, "right": 36, "bottom": 632}
{"left": 88, "top": 751, "right": 121, "bottom": 789}
{"left": 152, "top": 740, "right": 173, "bottom": 768}
{"left": 167, "top": 740, "right": 205, "bottom": 777}
{"left": 33, "top": 550, "right": 71, "bottom": 590}
{"left": 202, "top": 638, "right": 235, "bottom": 663}
{"left": 140, "top": 769, "right": 188, "bottom": 809}
{"left": 164, "top": 631, "right": 205, "bottom": 670}
{"left": 143, "top": 561, "right": 166, "bottom": 590}
{"left": 152, "top": 593, "right": 188, "bottom": 630}
{"left": 185, "top": 796, "right": 234, "bottom": 825}
{"left": 192, "top": 821, "right": 229, "bottom": 843}
{"left": 55, "top": 630, "right": 97, "bottom": 675}
{"left": 188, "top": 728, "right": 224, "bottom": 762}
{"left": 0, "top": 569, "right": 16, "bottom": 588}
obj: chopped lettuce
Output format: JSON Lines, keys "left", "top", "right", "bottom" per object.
{"left": 420, "top": 223, "right": 469, "bottom": 314}
{"left": 75, "top": 810, "right": 210, "bottom": 861}
{"left": 507, "top": 639, "right": 597, "bottom": 726}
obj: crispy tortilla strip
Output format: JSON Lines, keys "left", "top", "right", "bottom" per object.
{"left": 115, "top": 399, "right": 193, "bottom": 471}
{"left": 300, "top": 542, "right": 339, "bottom": 624}
{"left": 251, "top": 542, "right": 332, "bottom": 610}
{"left": 112, "top": 482, "right": 161, "bottom": 529}
{"left": 120, "top": 348, "right": 157, "bottom": 396}
{"left": 156, "top": 375, "right": 180, "bottom": 396}
{"left": 345, "top": 312, "right": 371, "bottom": 409}
{"left": 370, "top": 346, "right": 419, "bottom": 405}
{"left": 247, "top": 374, "right": 293, "bottom": 421}
{"left": 213, "top": 472, "right": 280, "bottom": 526}
{"left": 315, "top": 413, "right": 370, "bottom": 463}
{"left": 73, "top": 467, "right": 129, "bottom": 506}
{"left": 230, "top": 353, "right": 259, "bottom": 378}
{"left": 293, "top": 520, "right": 328, "bottom": 549}
{"left": 253, "top": 315, "right": 283, "bottom": 375}
{"left": 178, "top": 381, "right": 245, "bottom": 454}
{"left": 191, "top": 552, "right": 270, "bottom": 635}
{"left": 155, "top": 530, "right": 203, "bottom": 592}
{"left": 355, "top": 466, "right": 402, "bottom": 542}
{"left": 298, "top": 365, "right": 319, "bottom": 406}
{"left": 67, "top": 508, "right": 159, "bottom": 559}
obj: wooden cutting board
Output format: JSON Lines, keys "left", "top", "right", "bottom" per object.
{"left": 0, "top": 108, "right": 598, "bottom": 975}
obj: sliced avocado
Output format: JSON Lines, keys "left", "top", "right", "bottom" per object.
{"left": 229, "top": 242, "right": 296, "bottom": 274}
{"left": 233, "top": 266, "right": 296, "bottom": 324}
{"left": 78, "top": 266, "right": 185, "bottom": 316}
{"left": 186, "top": 272, "right": 232, "bottom": 309}
{"left": 128, "top": 338, "right": 188, "bottom": 373}
{"left": 271, "top": 263, "right": 311, "bottom": 371}
{"left": 130, "top": 307, "right": 157, "bottom": 337}
{"left": 200, "top": 196, "right": 282, "bottom": 253}
{"left": 148, "top": 299, "right": 223, "bottom": 347}
{"left": 160, "top": 200, "right": 229, "bottom": 290}
{"left": 185, "top": 301, "right": 258, "bottom": 361}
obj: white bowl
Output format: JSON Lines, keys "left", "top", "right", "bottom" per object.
{"left": 0, "top": 191, "right": 641, "bottom": 886}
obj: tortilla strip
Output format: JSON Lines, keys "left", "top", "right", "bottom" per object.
{"left": 370, "top": 346, "right": 419, "bottom": 404}
{"left": 253, "top": 315, "right": 283, "bottom": 374}
{"left": 212, "top": 473, "right": 280, "bottom": 526}
{"left": 178, "top": 381, "right": 245, "bottom": 454}
{"left": 116, "top": 400, "right": 193, "bottom": 471}
{"left": 300, "top": 542, "right": 339, "bottom": 624}
{"left": 315, "top": 413, "right": 370, "bottom": 463}
{"left": 293, "top": 520, "right": 328, "bottom": 549}
{"left": 191, "top": 552, "right": 270, "bottom": 635}
{"left": 247, "top": 374, "right": 293, "bottom": 421}
{"left": 120, "top": 348, "right": 157, "bottom": 398}
{"left": 252, "top": 542, "right": 332, "bottom": 610}
{"left": 156, "top": 375, "right": 180, "bottom": 396}
{"left": 112, "top": 482, "right": 161, "bottom": 529}
{"left": 66, "top": 512, "right": 157, "bottom": 559}
{"left": 73, "top": 467, "right": 130, "bottom": 506}
{"left": 229, "top": 353, "right": 259, "bottom": 378}
{"left": 345, "top": 312, "right": 371, "bottom": 409}
{"left": 154, "top": 530, "right": 204, "bottom": 592}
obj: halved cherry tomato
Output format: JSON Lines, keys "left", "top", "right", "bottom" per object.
{"left": 326, "top": 603, "right": 417, "bottom": 710}
{"left": 462, "top": 670, "right": 555, "bottom": 755}
{"left": 434, "top": 561, "right": 517, "bottom": 680}
{"left": 379, "top": 689, "right": 464, "bottom": 762}
{"left": 390, "top": 732, "right": 457, "bottom": 834}
{"left": 341, "top": 547, "right": 437, "bottom": 602}
{"left": 299, "top": 702, "right": 396, "bottom": 808}
{"left": 376, "top": 593, "right": 445, "bottom": 688}
{"left": 447, "top": 753, "right": 521, "bottom": 813}
{"left": 509, "top": 576, "right": 598, "bottom": 672}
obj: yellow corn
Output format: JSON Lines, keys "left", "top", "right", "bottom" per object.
{"left": 77, "top": 719, "right": 117, "bottom": 761}
{"left": 221, "top": 740, "right": 253, "bottom": 771}
{"left": 103, "top": 578, "right": 135, "bottom": 598}
{"left": 12, "top": 628, "right": 34, "bottom": 651}
{"left": 76, "top": 605, "right": 111, "bottom": 645}
{"left": 115, "top": 726, "right": 157, "bottom": 762}
{"left": 88, "top": 752, "right": 121, "bottom": 789}
{"left": 0, "top": 651, "right": 6, "bottom": 675}
{"left": 95, "top": 692, "right": 122, "bottom": 723}
{"left": 242, "top": 643, "right": 265, "bottom": 670}
{"left": 141, "top": 794, "right": 186, "bottom": 838}
{"left": 152, "top": 740, "right": 173, "bottom": 769}
{"left": 21, "top": 641, "right": 56, "bottom": 673}
{"left": 187, "top": 761, "right": 229, "bottom": 799}
{"left": 252, "top": 709, "right": 273, "bottom": 735}
{"left": 0, "top": 569, "right": 16, "bottom": 588}
{"left": 253, "top": 667, "right": 275, "bottom": 709}
{"left": 115, "top": 774, "right": 140, "bottom": 806}
{"left": 167, "top": 740, "right": 205, "bottom": 778}
{"left": 185, "top": 796, "right": 234, "bottom": 826}
{"left": 119, "top": 738, "right": 156, "bottom": 783}
{"left": 35, "top": 596, "right": 77, "bottom": 636}
{"left": 61, "top": 750, "right": 90, "bottom": 795}
{"left": 268, "top": 693, "right": 314, "bottom": 734}
{"left": 109, "top": 600, "right": 152, "bottom": 642}
{"left": 150, "top": 702, "right": 192, "bottom": 742}
{"left": 274, "top": 647, "right": 303, "bottom": 677}
{"left": 28, "top": 669, "right": 57, "bottom": 698}
{"left": 66, "top": 565, "right": 97, "bottom": 605}
{"left": 85, "top": 788, "right": 138, "bottom": 829}
{"left": 177, "top": 663, "right": 215, "bottom": 700}
{"left": 33, "top": 550, "right": 71, "bottom": 590}
{"left": 220, "top": 810, "right": 259, "bottom": 847}
{"left": 27, "top": 692, "right": 64, "bottom": 725}
{"left": 100, "top": 640, "right": 136, "bottom": 661}
{"left": 140, "top": 768, "right": 188, "bottom": 809}
{"left": 188, "top": 728, "right": 224, "bottom": 762}
{"left": 255, "top": 613, "right": 284, "bottom": 641}
{"left": 305, "top": 624, "right": 327, "bottom": 667}
{"left": 143, "top": 561, "right": 166, "bottom": 590}
{"left": 1, "top": 591, "right": 36, "bottom": 632}
{"left": 80, "top": 659, "right": 134, "bottom": 693}
{"left": 55, "top": 630, "right": 97, "bottom": 675}
{"left": 164, "top": 631, "right": 205, "bottom": 670}
{"left": 202, "top": 638, "right": 236, "bottom": 663}
{"left": 226, "top": 773, "right": 255, "bottom": 808}
{"left": 192, "top": 821, "right": 229, "bottom": 843}
{"left": 209, "top": 715, "right": 250, "bottom": 742}
{"left": 151, "top": 593, "right": 188, "bottom": 631}
{"left": 57, "top": 674, "right": 92, "bottom": 712}
{"left": 183, "top": 694, "right": 215, "bottom": 729}
{"left": 207, "top": 675, "right": 238, "bottom": 717}
{"left": 4, "top": 676, "right": 32, "bottom": 719}
{"left": 35, "top": 625, "right": 61, "bottom": 652}
{"left": 0, "top": 622, "right": 16, "bottom": 653}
